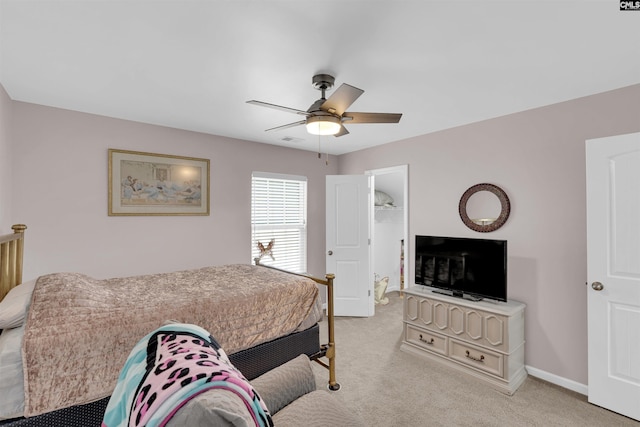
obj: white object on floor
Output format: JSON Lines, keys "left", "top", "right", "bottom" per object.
{"left": 374, "top": 276, "right": 389, "bottom": 305}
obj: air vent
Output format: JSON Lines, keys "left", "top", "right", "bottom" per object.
{"left": 280, "top": 136, "right": 305, "bottom": 143}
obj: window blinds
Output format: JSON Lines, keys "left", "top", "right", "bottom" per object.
{"left": 251, "top": 172, "right": 307, "bottom": 273}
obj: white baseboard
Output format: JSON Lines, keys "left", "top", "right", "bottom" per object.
{"left": 525, "top": 365, "right": 588, "bottom": 396}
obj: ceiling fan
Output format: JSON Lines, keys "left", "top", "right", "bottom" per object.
{"left": 247, "top": 74, "right": 402, "bottom": 137}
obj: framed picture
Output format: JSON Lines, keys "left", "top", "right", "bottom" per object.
{"left": 108, "top": 149, "right": 210, "bottom": 216}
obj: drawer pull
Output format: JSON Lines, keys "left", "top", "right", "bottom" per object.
{"left": 419, "top": 334, "right": 434, "bottom": 345}
{"left": 465, "top": 350, "right": 485, "bottom": 363}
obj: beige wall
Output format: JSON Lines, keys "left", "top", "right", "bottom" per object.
{"left": 0, "top": 84, "right": 12, "bottom": 232}
{"left": 338, "top": 84, "right": 640, "bottom": 388}
{"left": 10, "top": 101, "right": 337, "bottom": 281}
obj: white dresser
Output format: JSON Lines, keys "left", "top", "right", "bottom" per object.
{"left": 400, "top": 286, "right": 527, "bottom": 395}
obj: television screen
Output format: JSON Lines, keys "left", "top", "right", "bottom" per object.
{"left": 415, "top": 235, "right": 507, "bottom": 302}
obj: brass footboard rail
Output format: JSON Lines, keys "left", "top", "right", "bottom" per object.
{"left": 0, "top": 224, "right": 27, "bottom": 301}
{"left": 254, "top": 259, "right": 340, "bottom": 391}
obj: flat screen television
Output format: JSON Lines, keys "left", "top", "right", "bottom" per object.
{"left": 414, "top": 235, "right": 507, "bottom": 302}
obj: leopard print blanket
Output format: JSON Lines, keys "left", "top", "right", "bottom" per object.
{"left": 102, "top": 323, "right": 273, "bottom": 427}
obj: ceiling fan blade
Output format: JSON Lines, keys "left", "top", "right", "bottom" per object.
{"left": 247, "top": 100, "right": 309, "bottom": 116}
{"left": 264, "top": 120, "right": 306, "bottom": 132}
{"left": 321, "top": 83, "right": 364, "bottom": 116}
{"left": 342, "top": 112, "right": 402, "bottom": 124}
{"left": 334, "top": 124, "right": 350, "bottom": 137}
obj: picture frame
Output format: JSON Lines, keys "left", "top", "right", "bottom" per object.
{"left": 108, "top": 149, "right": 210, "bottom": 216}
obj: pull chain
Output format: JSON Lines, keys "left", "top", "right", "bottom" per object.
{"left": 326, "top": 146, "right": 329, "bottom": 166}
{"left": 317, "top": 134, "right": 329, "bottom": 165}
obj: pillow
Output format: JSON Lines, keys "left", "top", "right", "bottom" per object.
{"left": 374, "top": 190, "right": 394, "bottom": 207}
{"left": 0, "top": 279, "right": 36, "bottom": 329}
{"left": 166, "top": 389, "right": 255, "bottom": 427}
{"left": 250, "top": 354, "right": 316, "bottom": 415}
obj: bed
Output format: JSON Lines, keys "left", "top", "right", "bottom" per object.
{"left": 0, "top": 224, "right": 338, "bottom": 426}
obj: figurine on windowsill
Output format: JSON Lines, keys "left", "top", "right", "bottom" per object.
{"left": 257, "top": 239, "right": 275, "bottom": 262}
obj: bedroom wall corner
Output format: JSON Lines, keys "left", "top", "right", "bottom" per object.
{"left": 0, "top": 83, "right": 13, "bottom": 234}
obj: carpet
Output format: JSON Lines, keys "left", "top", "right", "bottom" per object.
{"left": 312, "top": 291, "right": 638, "bottom": 426}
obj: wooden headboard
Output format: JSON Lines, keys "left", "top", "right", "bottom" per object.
{"left": 0, "top": 224, "right": 27, "bottom": 301}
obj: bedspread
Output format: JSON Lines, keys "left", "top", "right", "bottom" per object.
{"left": 22, "top": 264, "right": 319, "bottom": 417}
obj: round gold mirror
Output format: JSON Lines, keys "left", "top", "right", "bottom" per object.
{"left": 459, "top": 183, "right": 510, "bottom": 232}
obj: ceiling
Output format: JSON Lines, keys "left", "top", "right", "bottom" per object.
{"left": 1, "top": 1, "right": 638, "bottom": 155}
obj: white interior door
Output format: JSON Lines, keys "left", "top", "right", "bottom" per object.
{"left": 586, "top": 132, "right": 640, "bottom": 421}
{"left": 326, "top": 174, "right": 372, "bottom": 317}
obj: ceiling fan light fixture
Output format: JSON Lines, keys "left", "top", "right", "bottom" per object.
{"left": 306, "top": 115, "right": 341, "bottom": 136}
{"left": 249, "top": 74, "right": 402, "bottom": 139}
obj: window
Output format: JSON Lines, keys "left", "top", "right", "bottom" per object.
{"left": 251, "top": 172, "right": 307, "bottom": 273}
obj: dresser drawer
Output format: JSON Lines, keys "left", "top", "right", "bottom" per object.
{"left": 449, "top": 339, "right": 504, "bottom": 378}
{"left": 405, "top": 324, "right": 447, "bottom": 356}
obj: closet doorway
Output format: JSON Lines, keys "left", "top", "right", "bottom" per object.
{"left": 367, "top": 165, "right": 409, "bottom": 296}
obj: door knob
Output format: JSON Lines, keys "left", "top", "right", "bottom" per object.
{"left": 327, "top": 250, "right": 333, "bottom": 256}
{"left": 591, "top": 282, "right": 604, "bottom": 291}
